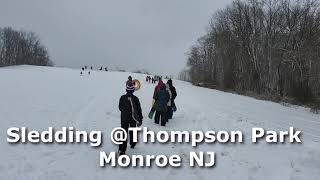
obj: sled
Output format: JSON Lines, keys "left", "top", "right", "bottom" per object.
{"left": 148, "top": 107, "right": 156, "bottom": 119}
{"left": 133, "top": 79, "right": 141, "bottom": 91}
{"left": 148, "top": 99, "right": 156, "bottom": 119}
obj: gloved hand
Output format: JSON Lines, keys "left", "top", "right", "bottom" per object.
{"left": 151, "top": 99, "right": 156, "bottom": 108}
{"left": 136, "top": 120, "right": 142, "bottom": 127}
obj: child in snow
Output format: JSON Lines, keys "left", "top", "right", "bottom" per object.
{"left": 118, "top": 81, "right": 143, "bottom": 155}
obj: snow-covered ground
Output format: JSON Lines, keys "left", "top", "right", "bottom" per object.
{"left": 0, "top": 65, "right": 319, "bottom": 180}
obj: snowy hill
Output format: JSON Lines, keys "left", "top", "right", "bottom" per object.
{"left": 0, "top": 65, "right": 319, "bottom": 180}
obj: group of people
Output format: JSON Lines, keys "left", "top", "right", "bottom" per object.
{"left": 81, "top": 66, "right": 90, "bottom": 71}
{"left": 145, "top": 75, "right": 163, "bottom": 84}
{"left": 80, "top": 66, "right": 92, "bottom": 76}
{"left": 99, "top": 66, "right": 108, "bottom": 71}
{"left": 80, "top": 65, "right": 109, "bottom": 76}
{"left": 152, "top": 78, "right": 177, "bottom": 126}
{"left": 117, "top": 76, "right": 177, "bottom": 155}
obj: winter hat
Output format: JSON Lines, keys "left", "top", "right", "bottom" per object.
{"left": 126, "top": 81, "right": 135, "bottom": 92}
{"left": 158, "top": 79, "right": 163, "bottom": 85}
{"left": 160, "top": 83, "right": 166, "bottom": 90}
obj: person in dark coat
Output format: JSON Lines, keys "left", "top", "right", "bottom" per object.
{"left": 167, "top": 79, "right": 177, "bottom": 119}
{"left": 153, "top": 83, "right": 170, "bottom": 126}
{"left": 153, "top": 79, "right": 164, "bottom": 97}
{"left": 165, "top": 83, "right": 172, "bottom": 122}
{"left": 118, "top": 81, "right": 143, "bottom": 155}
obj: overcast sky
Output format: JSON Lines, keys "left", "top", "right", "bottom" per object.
{"left": 0, "top": 0, "right": 231, "bottom": 76}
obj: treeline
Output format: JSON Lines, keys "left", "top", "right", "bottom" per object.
{"left": 0, "top": 27, "right": 53, "bottom": 67}
{"left": 182, "top": 0, "right": 320, "bottom": 107}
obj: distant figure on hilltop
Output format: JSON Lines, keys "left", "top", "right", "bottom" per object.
{"left": 146, "top": 76, "right": 151, "bottom": 83}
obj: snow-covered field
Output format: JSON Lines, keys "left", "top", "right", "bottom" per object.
{"left": 0, "top": 65, "right": 319, "bottom": 180}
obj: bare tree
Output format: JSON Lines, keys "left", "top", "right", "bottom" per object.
{"left": 184, "top": 0, "right": 320, "bottom": 106}
{"left": 0, "top": 27, "right": 53, "bottom": 67}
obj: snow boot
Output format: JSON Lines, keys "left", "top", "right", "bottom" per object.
{"left": 118, "top": 151, "right": 126, "bottom": 156}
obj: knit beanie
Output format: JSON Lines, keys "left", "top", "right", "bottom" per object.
{"left": 126, "top": 81, "right": 135, "bottom": 92}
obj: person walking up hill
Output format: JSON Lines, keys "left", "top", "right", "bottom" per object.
{"left": 153, "top": 78, "right": 164, "bottom": 97}
{"left": 166, "top": 83, "right": 172, "bottom": 122}
{"left": 118, "top": 81, "right": 143, "bottom": 155}
{"left": 153, "top": 83, "right": 169, "bottom": 126}
{"left": 167, "top": 79, "right": 177, "bottom": 119}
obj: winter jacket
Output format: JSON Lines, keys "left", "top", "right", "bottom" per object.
{"left": 119, "top": 93, "right": 143, "bottom": 125}
{"left": 170, "top": 86, "right": 177, "bottom": 101}
{"left": 166, "top": 84, "right": 172, "bottom": 106}
{"left": 154, "top": 84, "right": 170, "bottom": 112}
{"left": 153, "top": 80, "right": 164, "bottom": 98}
{"left": 167, "top": 80, "right": 177, "bottom": 103}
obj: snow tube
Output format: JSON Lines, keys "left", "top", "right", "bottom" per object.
{"left": 133, "top": 79, "right": 141, "bottom": 91}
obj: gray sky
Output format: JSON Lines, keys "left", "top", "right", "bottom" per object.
{"left": 0, "top": 0, "right": 231, "bottom": 76}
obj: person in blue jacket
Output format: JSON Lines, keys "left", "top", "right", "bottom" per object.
{"left": 153, "top": 83, "right": 170, "bottom": 126}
